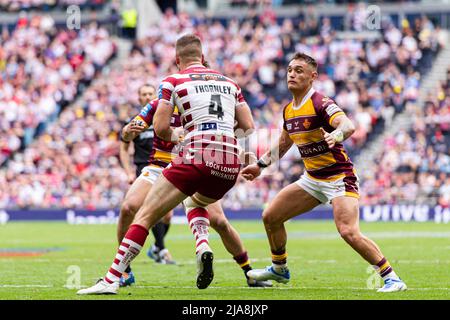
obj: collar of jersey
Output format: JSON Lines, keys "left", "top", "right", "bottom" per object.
{"left": 292, "top": 87, "right": 315, "bottom": 110}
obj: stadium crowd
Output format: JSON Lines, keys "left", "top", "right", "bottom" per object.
{"left": 361, "top": 68, "right": 450, "bottom": 207}
{"left": 0, "top": 0, "right": 106, "bottom": 12}
{"left": 0, "top": 15, "right": 116, "bottom": 165}
{"left": 0, "top": 8, "right": 447, "bottom": 209}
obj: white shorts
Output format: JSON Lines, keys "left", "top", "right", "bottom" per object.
{"left": 295, "top": 172, "right": 359, "bottom": 204}
{"left": 136, "top": 165, "right": 164, "bottom": 185}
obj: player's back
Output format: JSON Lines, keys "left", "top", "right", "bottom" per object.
{"left": 159, "top": 64, "right": 244, "bottom": 200}
{"left": 159, "top": 64, "right": 245, "bottom": 159}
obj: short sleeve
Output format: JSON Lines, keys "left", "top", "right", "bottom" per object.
{"left": 134, "top": 100, "right": 157, "bottom": 127}
{"left": 158, "top": 76, "right": 176, "bottom": 106}
{"left": 317, "top": 97, "right": 345, "bottom": 126}
{"left": 235, "top": 84, "right": 246, "bottom": 107}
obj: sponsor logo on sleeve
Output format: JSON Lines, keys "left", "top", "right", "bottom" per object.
{"left": 140, "top": 104, "right": 152, "bottom": 117}
{"left": 325, "top": 103, "right": 342, "bottom": 116}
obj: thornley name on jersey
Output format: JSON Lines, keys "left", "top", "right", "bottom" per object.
{"left": 194, "top": 84, "right": 232, "bottom": 95}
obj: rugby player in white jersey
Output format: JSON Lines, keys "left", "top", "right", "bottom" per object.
{"left": 78, "top": 34, "right": 255, "bottom": 294}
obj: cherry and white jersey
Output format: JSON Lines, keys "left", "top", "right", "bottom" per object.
{"left": 158, "top": 64, "right": 246, "bottom": 156}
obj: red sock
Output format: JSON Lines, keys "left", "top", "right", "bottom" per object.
{"left": 187, "top": 208, "right": 210, "bottom": 254}
{"left": 104, "top": 224, "right": 148, "bottom": 284}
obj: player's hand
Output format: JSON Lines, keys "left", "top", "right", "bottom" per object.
{"left": 240, "top": 163, "right": 261, "bottom": 181}
{"left": 170, "top": 127, "right": 185, "bottom": 144}
{"left": 128, "top": 120, "right": 146, "bottom": 134}
{"left": 126, "top": 172, "right": 135, "bottom": 184}
{"left": 320, "top": 127, "right": 336, "bottom": 149}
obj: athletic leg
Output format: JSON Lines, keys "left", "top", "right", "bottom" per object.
{"left": 77, "top": 175, "right": 187, "bottom": 295}
{"left": 150, "top": 210, "right": 176, "bottom": 264}
{"left": 183, "top": 193, "right": 218, "bottom": 289}
{"left": 207, "top": 201, "right": 272, "bottom": 287}
{"left": 118, "top": 178, "right": 152, "bottom": 245}
{"left": 247, "top": 183, "right": 320, "bottom": 284}
{"left": 117, "top": 176, "right": 153, "bottom": 286}
{"left": 332, "top": 196, "right": 406, "bottom": 292}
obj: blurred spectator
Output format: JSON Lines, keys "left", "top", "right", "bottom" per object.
{"left": 0, "top": 10, "right": 443, "bottom": 209}
{"left": 361, "top": 68, "right": 450, "bottom": 207}
{"left": 0, "top": 15, "right": 116, "bottom": 165}
{"left": 0, "top": 0, "right": 106, "bottom": 12}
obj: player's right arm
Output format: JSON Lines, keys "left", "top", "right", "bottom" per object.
{"left": 153, "top": 77, "right": 184, "bottom": 143}
{"left": 234, "top": 83, "right": 255, "bottom": 137}
{"left": 234, "top": 102, "right": 255, "bottom": 136}
{"left": 241, "top": 129, "right": 294, "bottom": 181}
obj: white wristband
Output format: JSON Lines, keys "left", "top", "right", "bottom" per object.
{"left": 331, "top": 129, "right": 344, "bottom": 143}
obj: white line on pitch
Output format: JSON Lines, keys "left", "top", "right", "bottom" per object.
{"left": 123, "top": 285, "right": 450, "bottom": 291}
{"left": 4, "top": 258, "right": 450, "bottom": 265}
{"left": 0, "top": 285, "right": 53, "bottom": 288}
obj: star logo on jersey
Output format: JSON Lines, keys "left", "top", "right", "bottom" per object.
{"left": 303, "top": 118, "right": 311, "bottom": 129}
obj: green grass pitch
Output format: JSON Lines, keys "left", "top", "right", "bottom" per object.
{"left": 0, "top": 220, "right": 449, "bottom": 300}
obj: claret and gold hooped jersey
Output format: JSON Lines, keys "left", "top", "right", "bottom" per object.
{"left": 283, "top": 88, "right": 356, "bottom": 181}
{"left": 133, "top": 99, "right": 181, "bottom": 168}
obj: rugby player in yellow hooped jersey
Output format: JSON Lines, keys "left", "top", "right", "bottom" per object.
{"left": 242, "top": 52, "right": 407, "bottom": 292}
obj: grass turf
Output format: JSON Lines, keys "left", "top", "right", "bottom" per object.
{"left": 0, "top": 221, "right": 449, "bottom": 300}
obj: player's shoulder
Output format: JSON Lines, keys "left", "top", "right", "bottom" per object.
{"left": 311, "top": 91, "right": 333, "bottom": 107}
{"left": 311, "top": 91, "right": 345, "bottom": 120}
{"left": 161, "top": 72, "right": 186, "bottom": 84}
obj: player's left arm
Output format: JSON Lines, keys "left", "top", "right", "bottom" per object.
{"left": 153, "top": 100, "right": 184, "bottom": 143}
{"left": 320, "top": 113, "right": 355, "bottom": 149}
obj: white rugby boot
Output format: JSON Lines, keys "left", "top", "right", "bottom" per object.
{"left": 377, "top": 278, "right": 407, "bottom": 292}
{"left": 77, "top": 279, "right": 119, "bottom": 295}
{"left": 247, "top": 266, "right": 290, "bottom": 284}
{"left": 196, "top": 243, "right": 214, "bottom": 289}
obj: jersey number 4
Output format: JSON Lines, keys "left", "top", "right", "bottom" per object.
{"left": 209, "top": 94, "right": 224, "bottom": 120}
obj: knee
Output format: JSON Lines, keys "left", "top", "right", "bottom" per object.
{"left": 209, "top": 216, "right": 229, "bottom": 233}
{"left": 337, "top": 225, "right": 361, "bottom": 243}
{"left": 262, "top": 209, "right": 279, "bottom": 226}
{"left": 121, "top": 200, "right": 138, "bottom": 218}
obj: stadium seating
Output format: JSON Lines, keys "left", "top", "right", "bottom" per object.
{"left": 0, "top": 0, "right": 107, "bottom": 12}
{"left": 360, "top": 68, "right": 450, "bottom": 207}
{"left": 0, "top": 15, "right": 116, "bottom": 166}
{"left": 0, "top": 8, "right": 446, "bottom": 209}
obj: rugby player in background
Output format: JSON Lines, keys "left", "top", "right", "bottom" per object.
{"left": 242, "top": 52, "right": 407, "bottom": 293}
{"left": 118, "top": 84, "right": 175, "bottom": 289}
